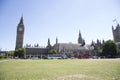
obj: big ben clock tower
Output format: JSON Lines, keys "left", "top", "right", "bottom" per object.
{"left": 15, "top": 16, "right": 25, "bottom": 50}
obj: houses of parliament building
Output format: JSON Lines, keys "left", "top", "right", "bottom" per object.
{"left": 15, "top": 17, "right": 120, "bottom": 59}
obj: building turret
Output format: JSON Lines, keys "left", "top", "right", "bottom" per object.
{"left": 46, "top": 38, "right": 52, "bottom": 49}
{"left": 78, "top": 30, "right": 83, "bottom": 44}
{"left": 56, "top": 37, "right": 58, "bottom": 44}
{"left": 112, "top": 23, "right": 120, "bottom": 42}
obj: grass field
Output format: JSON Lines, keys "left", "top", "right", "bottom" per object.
{"left": 0, "top": 59, "right": 120, "bottom": 80}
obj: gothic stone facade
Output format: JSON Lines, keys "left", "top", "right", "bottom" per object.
{"left": 15, "top": 17, "right": 24, "bottom": 50}
{"left": 15, "top": 17, "right": 94, "bottom": 59}
{"left": 112, "top": 24, "right": 120, "bottom": 42}
{"left": 25, "top": 47, "right": 48, "bottom": 59}
{"left": 54, "top": 43, "right": 94, "bottom": 58}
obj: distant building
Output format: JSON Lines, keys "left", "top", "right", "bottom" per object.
{"left": 0, "top": 51, "right": 7, "bottom": 56}
{"left": 14, "top": 17, "right": 94, "bottom": 59}
{"left": 15, "top": 16, "right": 25, "bottom": 50}
{"left": 112, "top": 23, "right": 120, "bottom": 42}
{"left": 25, "top": 47, "right": 48, "bottom": 59}
{"left": 54, "top": 43, "right": 94, "bottom": 58}
{"left": 91, "top": 39, "right": 103, "bottom": 56}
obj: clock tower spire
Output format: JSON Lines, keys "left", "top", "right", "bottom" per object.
{"left": 19, "top": 16, "right": 23, "bottom": 24}
{"left": 15, "top": 16, "right": 25, "bottom": 50}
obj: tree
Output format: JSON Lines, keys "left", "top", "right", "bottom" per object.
{"left": 6, "top": 50, "right": 14, "bottom": 58}
{"left": 49, "top": 49, "right": 57, "bottom": 54}
{"left": 14, "top": 48, "right": 25, "bottom": 58}
{"left": 97, "top": 46, "right": 103, "bottom": 56}
{"left": 102, "top": 40, "right": 117, "bottom": 58}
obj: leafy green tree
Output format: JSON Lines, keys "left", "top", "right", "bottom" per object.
{"left": 14, "top": 48, "right": 25, "bottom": 58}
{"left": 7, "top": 50, "right": 14, "bottom": 57}
{"left": 117, "top": 47, "right": 120, "bottom": 57}
{"left": 49, "top": 49, "right": 57, "bottom": 54}
{"left": 97, "top": 47, "right": 102, "bottom": 56}
{"left": 102, "top": 40, "right": 117, "bottom": 58}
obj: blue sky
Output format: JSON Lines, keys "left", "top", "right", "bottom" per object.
{"left": 0, "top": 0, "right": 120, "bottom": 50}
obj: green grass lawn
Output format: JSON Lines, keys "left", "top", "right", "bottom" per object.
{"left": 0, "top": 59, "right": 120, "bottom": 80}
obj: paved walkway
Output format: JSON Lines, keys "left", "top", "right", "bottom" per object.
{"left": 0, "top": 60, "right": 9, "bottom": 63}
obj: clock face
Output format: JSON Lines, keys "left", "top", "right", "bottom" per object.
{"left": 19, "top": 27, "right": 23, "bottom": 31}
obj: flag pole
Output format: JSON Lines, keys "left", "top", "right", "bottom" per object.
{"left": 113, "top": 19, "right": 118, "bottom": 25}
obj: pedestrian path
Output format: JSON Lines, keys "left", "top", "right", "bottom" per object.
{"left": 0, "top": 60, "right": 9, "bottom": 63}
